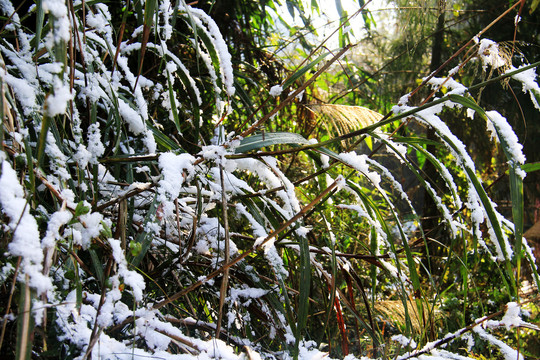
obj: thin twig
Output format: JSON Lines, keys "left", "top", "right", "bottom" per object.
{"left": 0, "top": 257, "right": 21, "bottom": 351}
{"left": 82, "top": 258, "right": 112, "bottom": 360}
{"left": 400, "top": 296, "right": 540, "bottom": 360}
{"left": 216, "top": 163, "right": 230, "bottom": 336}
{"left": 241, "top": 45, "right": 353, "bottom": 137}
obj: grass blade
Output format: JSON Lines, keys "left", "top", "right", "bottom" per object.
{"left": 236, "top": 132, "right": 310, "bottom": 153}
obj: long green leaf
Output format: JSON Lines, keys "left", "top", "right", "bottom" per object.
{"left": 131, "top": 195, "right": 159, "bottom": 268}
{"left": 174, "top": 65, "right": 201, "bottom": 141}
{"left": 167, "top": 72, "right": 182, "bottom": 134}
{"left": 519, "top": 162, "right": 540, "bottom": 173}
{"left": 346, "top": 180, "right": 409, "bottom": 338}
{"left": 236, "top": 132, "right": 310, "bottom": 153}
{"left": 36, "top": 115, "right": 51, "bottom": 167}
{"left": 282, "top": 52, "right": 330, "bottom": 89}
{"left": 531, "top": 0, "right": 540, "bottom": 13}
{"left": 450, "top": 95, "right": 522, "bottom": 293}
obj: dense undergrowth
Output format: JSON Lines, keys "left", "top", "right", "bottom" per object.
{"left": 0, "top": 0, "right": 539, "bottom": 359}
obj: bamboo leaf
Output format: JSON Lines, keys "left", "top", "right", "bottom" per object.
{"left": 166, "top": 72, "right": 182, "bottom": 134}
{"left": 235, "top": 132, "right": 311, "bottom": 153}
{"left": 450, "top": 95, "right": 522, "bottom": 293}
{"left": 520, "top": 162, "right": 540, "bottom": 173}
{"left": 281, "top": 52, "right": 330, "bottom": 89}
{"left": 149, "top": 124, "right": 181, "bottom": 151}
{"left": 174, "top": 65, "right": 201, "bottom": 140}
{"left": 33, "top": 1, "right": 45, "bottom": 56}
{"left": 89, "top": 249, "right": 104, "bottom": 285}
{"left": 192, "top": 26, "right": 224, "bottom": 91}
{"left": 131, "top": 195, "right": 159, "bottom": 268}
{"left": 36, "top": 115, "right": 51, "bottom": 167}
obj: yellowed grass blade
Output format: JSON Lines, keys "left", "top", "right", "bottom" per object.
{"left": 375, "top": 299, "right": 433, "bottom": 334}
{"left": 306, "top": 104, "right": 384, "bottom": 137}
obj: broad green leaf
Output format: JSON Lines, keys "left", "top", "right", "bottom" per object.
{"left": 74, "top": 201, "right": 90, "bottom": 217}
{"left": 392, "top": 136, "right": 441, "bottom": 147}
{"left": 520, "top": 162, "right": 540, "bottom": 173}
{"left": 149, "top": 124, "right": 181, "bottom": 151}
{"left": 448, "top": 94, "right": 484, "bottom": 113}
{"left": 235, "top": 132, "right": 310, "bottom": 153}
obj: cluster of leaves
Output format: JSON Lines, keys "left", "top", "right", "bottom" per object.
{"left": 0, "top": 0, "right": 538, "bottom": 360}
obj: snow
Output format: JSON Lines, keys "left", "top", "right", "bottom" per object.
{"left": 156, "top": 45, "right": 202, "bottom": 105}
{"left": 522, "top": 237, "right": 539, "bottom": 273}
{"left": 74, "top": 211, "right": 104, "bottom": 249}
{"left": 477, "top": 38, "right": 507, "bottom": 70}
{"left": 45, "top": 132, "right": 71, "bottom": 180}
{"left": 270, "top": 84, "right": 283, "bottom": 97}
{"left": 42, "top": 0, "right": 71, "bottom": 45}
{"left": 235, "top": 203, "right": 268, "bottom": 239}
{"left": 2, "top": 72, "right": 38, "bottom": 116}
{"left": 320, "top": 154, "right": 330, "bottom": 168}
{"left": 392, "top": 334, "right": 417, "bottom": 349}
{"left": 180, "top": 5, "right": 236, "bottom": 97}
{"left": 42, "top": 208, "right": 72, "bottom": 268}
{"left": 425, "top": 75, "right": 467, "bottom": 96}
{"left": 406, "top": 97, "right": 515, "bottom": 261}
{"left": 87, "top": 123, "right": 105, "bottom": 163}
{"left": 485, "top": 111, "right": 526, "bottom": 168}
{"left": 158, "top": 152, "right": 196, "bottom": 207}
{"left": 392, "top": 93, "right": 411, "bottom": 114}
{"left": 506, "top": 65, "right": 540, "bottom": 110}
{"left": 500, "top": 302, "right": 522, "bottom": 330}
{"left": 338, "top": 151, "right": 381, "bottom": 187}
{"left": 229, "top": 286, "right": 268, "bottom": 303}
{"left": 264, "top": 241, "right": 289, "bottom": 278}
{"left": 0, "top": 0, "right": 20, "bottom": 31}
{"left": 0, "top": 263, "right": 14, "bottom": 282}
{"left": 0, "top": 159, "right": 52, "bottom": 295}
{"left": 159, "top": 0, "right": 174, "bottom": 41}
{"left": 473, "top": 325, "right": 523, "bottom": 360}
{"left": 117, "top": 98, "right": 146, "bottom": 135}
{"left": 109, "top": 238, "right": 146, "bottom": 302}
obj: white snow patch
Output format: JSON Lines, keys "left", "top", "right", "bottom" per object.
{"left": 477, "top": 39, "right": 507, "bottom": 70}
{"left": 270, "top": 84, "right": 283, "bottom": 97}
{"left": 0, "top": 160, "right": 52, "bottom": 295}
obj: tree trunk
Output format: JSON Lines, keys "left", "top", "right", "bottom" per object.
{"left": 422, "top": 0, "right": 446, "bottom": 272}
